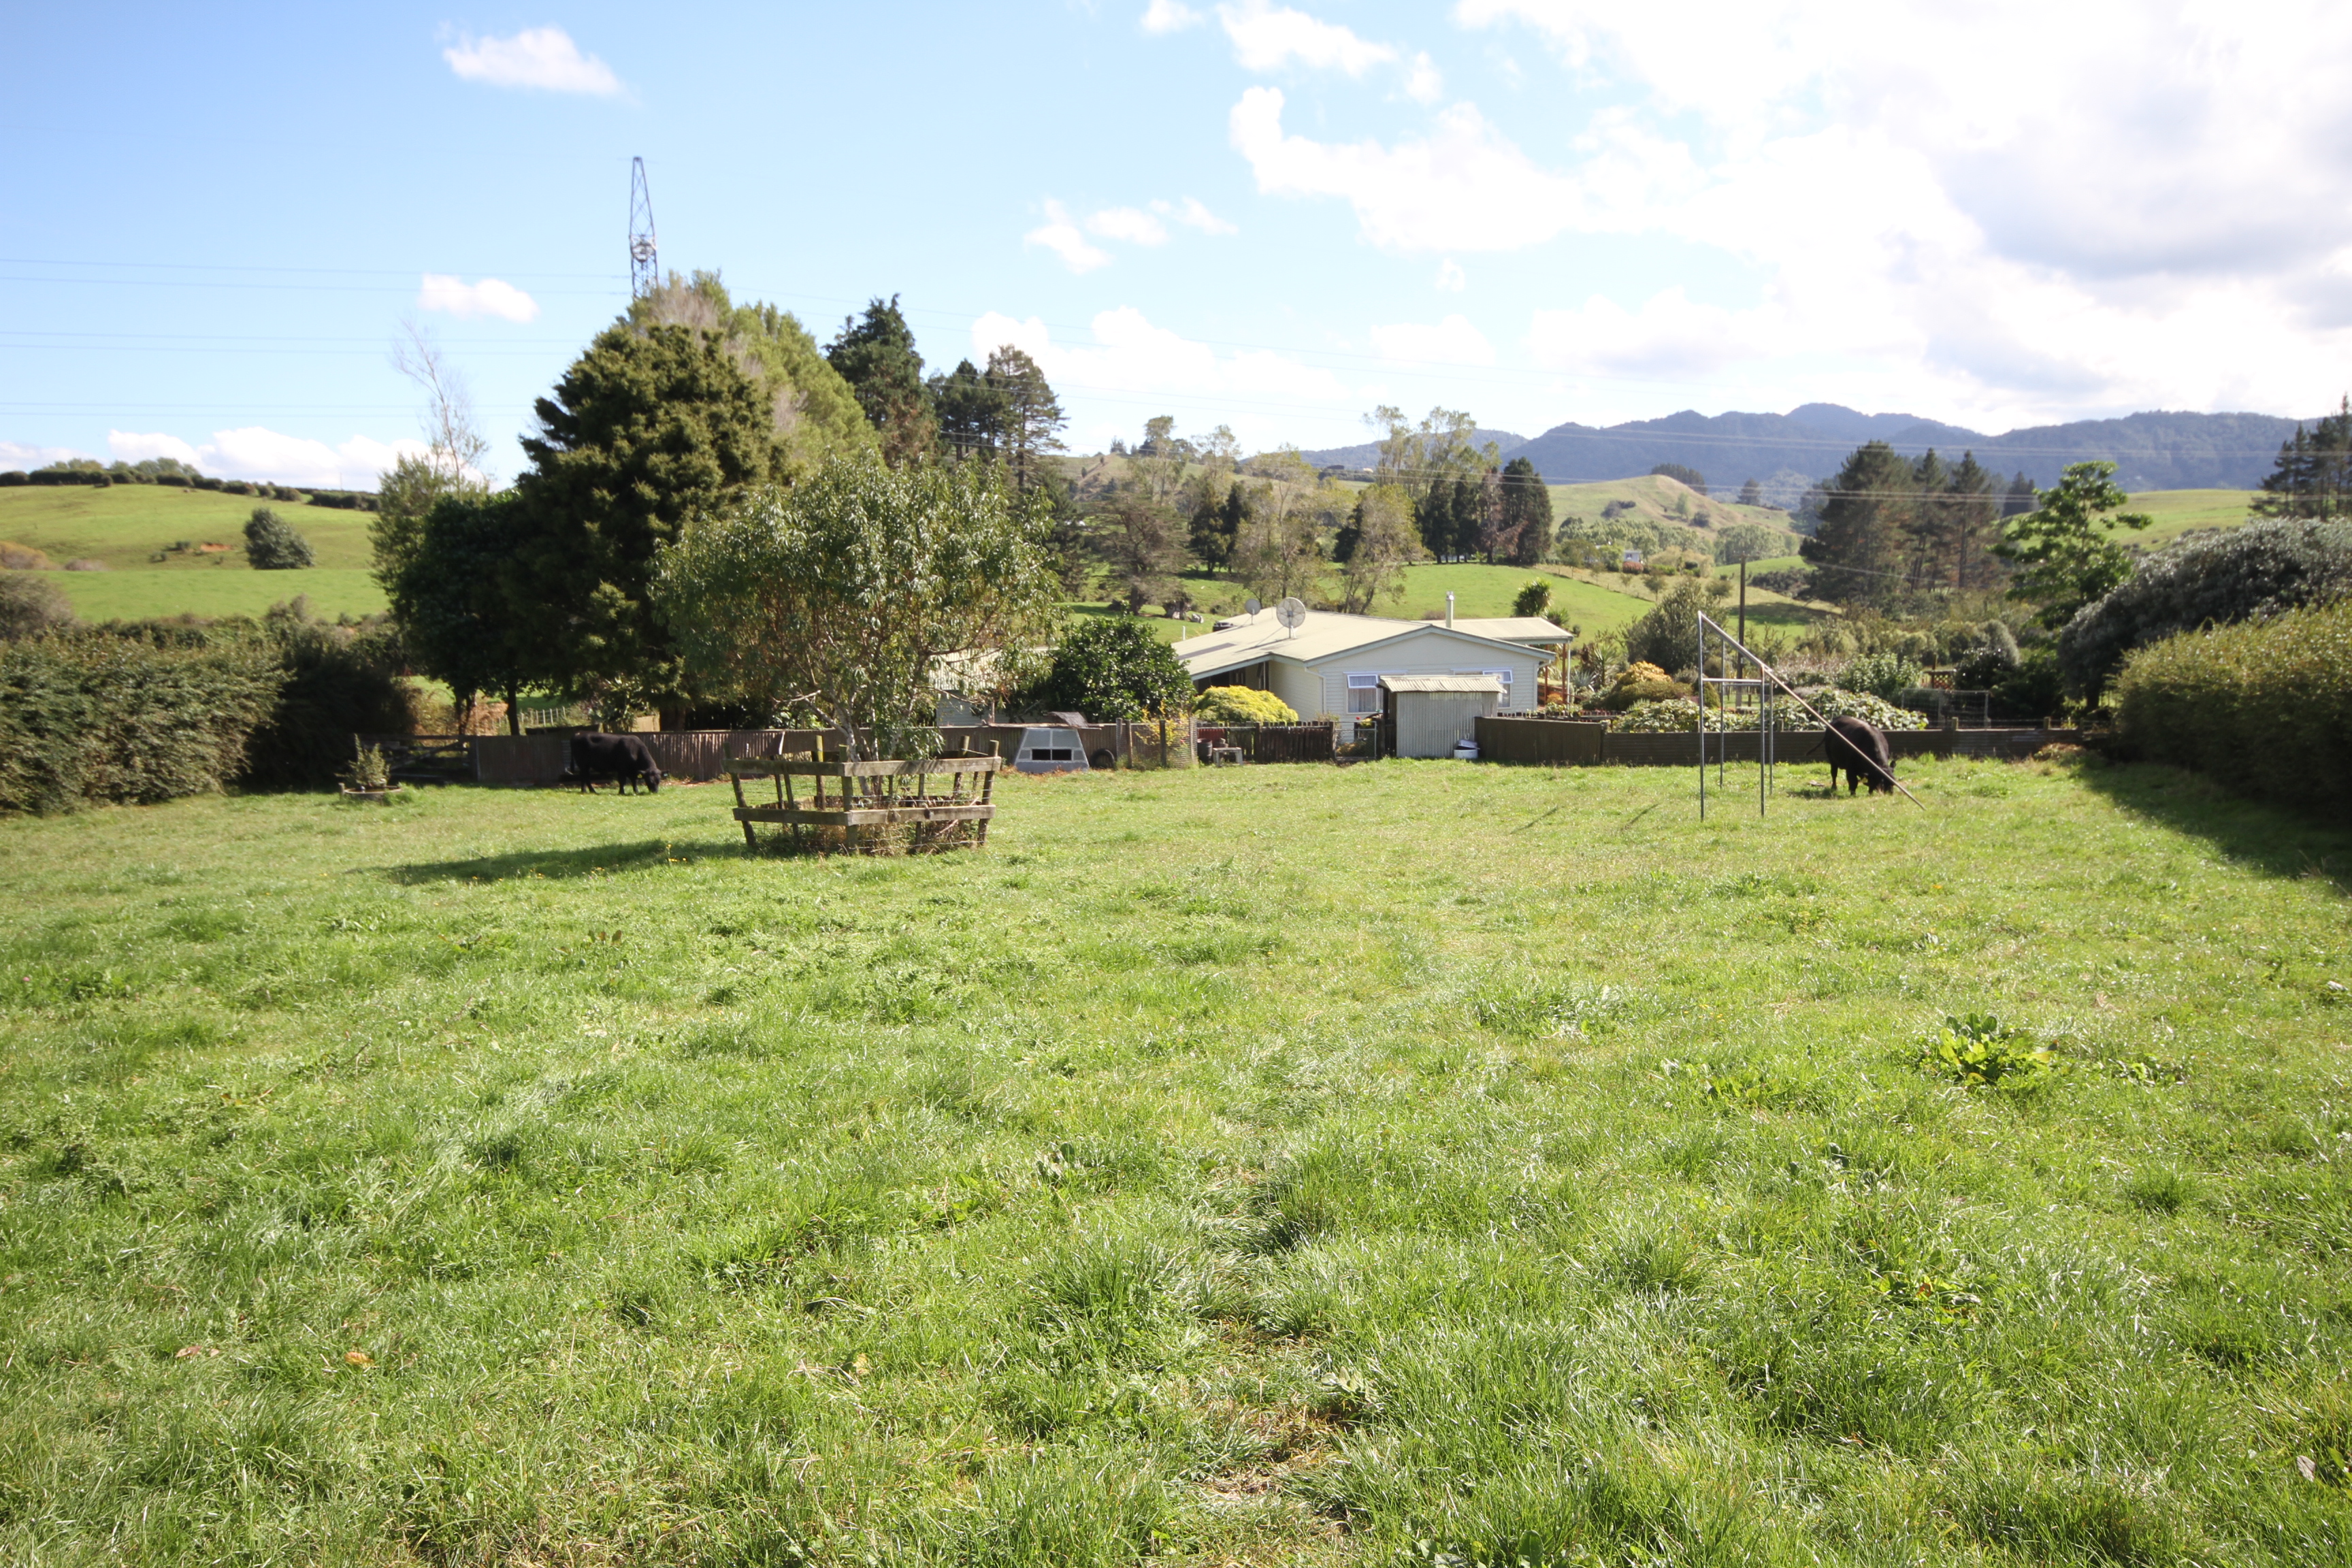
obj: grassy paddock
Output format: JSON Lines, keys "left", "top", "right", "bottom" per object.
{"left": 2, "top": 758, "right": 2349, "bottom": 1564}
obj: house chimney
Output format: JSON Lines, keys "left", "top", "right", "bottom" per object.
{"left": 1446, "top": 591, "right": 1455, "bottom": 628}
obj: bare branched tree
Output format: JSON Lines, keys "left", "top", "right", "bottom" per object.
{"left": 393, "top": 319, "right": 491, "bottom": 485}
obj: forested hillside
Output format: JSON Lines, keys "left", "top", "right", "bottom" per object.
{"left": 1505, "top": 404, "right": 2305, "bottom": 490}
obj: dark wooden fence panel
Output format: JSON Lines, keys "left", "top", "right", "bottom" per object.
{"left": 1195, "top": 723, "right": 1335, "bottom": 763}
{"left": 1474, "top": 717, "right": 1605, "bottom": 765}
{"left": 1589, "top": 726, "right": 2078, "bottom": 768}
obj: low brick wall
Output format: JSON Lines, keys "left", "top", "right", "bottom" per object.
{"left": 1475, "top": 717, "right": 2078, "bottom": 768}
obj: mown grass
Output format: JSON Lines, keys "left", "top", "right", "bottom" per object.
{"left": 2, "top": 756, "right": 2349, "bottom": 1565}
{"left": 41, "top": 565, "right": 389, "bottom": 623}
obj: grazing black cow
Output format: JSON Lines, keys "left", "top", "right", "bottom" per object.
{"left": 1823, "top": 715, "right": 1896, "bottom": 796}
{"left": 566, "top": 732, "right": 664, "bottom": 794}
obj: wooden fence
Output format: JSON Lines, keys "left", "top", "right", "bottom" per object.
{"left": 1194, "top": 723, "right": 1337, "bottom": 764}
{"left": 1475, "top": 717, "right": 2078, "bottom": 768}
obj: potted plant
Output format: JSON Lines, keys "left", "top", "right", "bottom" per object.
{"left": 338, "top": 745, "right": 402, "bottom": 802}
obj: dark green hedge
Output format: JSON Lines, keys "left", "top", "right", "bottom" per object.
{"left": 2112, "top": 599, "right": 2352, "bottom": 817}
{"left": 0, "top": 635, "right": 285, "bottom": 813}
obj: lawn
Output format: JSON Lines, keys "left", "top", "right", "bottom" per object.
{"left": 41, "top": 565, "right": 389, "bottom": 623}
{"left": 3, "top": 757, "right": 2349, "bottom": 1565}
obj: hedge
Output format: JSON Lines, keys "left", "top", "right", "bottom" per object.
{"left": 2059, "top": 519, "right": 2352, "bottom": 698}
{"left": 0, "top": 635, "right": 284, "bottom": 813}
{"left": 2112, "top": 598, "right": 2352, "bottom": 817}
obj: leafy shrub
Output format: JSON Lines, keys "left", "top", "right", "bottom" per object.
{"left": 0, "top": 634, "right": 284, "bottom": 813}
{"left": 1621, "top": 574, "right": 1732, "bottom": 672}
{"left": 2059, "top": 519, "right": 2352, "bottom": 698}
{"left": 0, "top": 542, "right": 54, "bottom": 570}
{"left": 63, "top": 559, "right": 106, "bottom": 572}
{"left": 1194, "top": 685, "right": 1297, "bottom": 725}
{"left": 1801, "top": 688, "right": 1927, "bottom": 730}
{"left": 1922, "top": 1014, "right": 2055, "bottom": 1088}
{"left": 243, "top": 507, "right": 315, "bottom": 570}
{"left": 1032, "top": 617, "right": 1194, "bottom": 720}
{"left": 1610, "top": 696, "right": 1725, "bottom": 732}
{"left": 1841, "top": 649, "right": 1927, "bottom": 700}
{"left": 2112, "top": 598, "right": 2352, "bottom": 817}
{"left": 1512, "top": 579, "right": 1552, "bottom": 617}
{"left": 0, "top": 472, "right": 24, "bottom": 487}
{"left": 238, "top": 606, "right": 418, "bottom": 789}
{"left": 0, "top": 575, "right": 73, "bottom": 640}
{"left": 1953, "top": 623, "right": 2020, "bottom": 688}
{"left": 1749, "top": 566, "right": 1812, "bottom": 596}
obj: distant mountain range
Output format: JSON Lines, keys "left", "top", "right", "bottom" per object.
{"left": 1298, "top": 404, "right": 2311, "bottom": 491}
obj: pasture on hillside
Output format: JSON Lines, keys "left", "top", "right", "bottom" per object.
{"left": 0, "top": 486, "right": 387, "bottom": 621}
{"left": 3, "top": 757, "right": 2349, "bottom": 1565}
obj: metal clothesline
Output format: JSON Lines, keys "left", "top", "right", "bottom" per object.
{"left": 1696, "top": 612, "right": 1927, "bottom": 819}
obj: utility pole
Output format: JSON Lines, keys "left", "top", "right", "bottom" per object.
{"left": 1737, "top": 557, "right": 1748, "bottom": 647}
{"left": 627, "top": 157, "right": 658, "bottom": 301}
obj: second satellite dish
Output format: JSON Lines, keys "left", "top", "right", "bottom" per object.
{"left": 1244, "top": 598, "right": 1262, "bottom": 619}
{"left": 1275, "top": 596, "right": 1307, "bottom": 634}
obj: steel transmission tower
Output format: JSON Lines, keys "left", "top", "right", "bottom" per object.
{"left": 627, "top": 157, "right": 659, "bottom": 300}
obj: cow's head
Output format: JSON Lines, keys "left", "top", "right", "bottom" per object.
{"left": 644, "top": 763, "right": 664, "bottom": 793}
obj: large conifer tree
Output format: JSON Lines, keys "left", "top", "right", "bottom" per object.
{"left": 1801, "top": 440, "right": 1915, "bottom": 608}
{"left": 826, "top": 296, "right": 937, "bottom": 465}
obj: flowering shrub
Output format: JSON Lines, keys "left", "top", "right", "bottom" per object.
{"left": 1605, "top": 688, "right": 1925, "bottom": 733}
{"left": 1799, "top": 687, "right": 1927, "bottom": 730}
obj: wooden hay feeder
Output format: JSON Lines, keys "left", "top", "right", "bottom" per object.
{"left": 726, "top": 752, "right": 998, "bottom": 855}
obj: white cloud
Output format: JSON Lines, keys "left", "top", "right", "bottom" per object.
{"left": 1423, "top": 0, "right": 2352, "bottom": 421}
{"left": 442, "top": 27, "right": 623, "bottom": 95}
{"left": 417, "top": 274, "right": 541, "bottom": 323}
{"left": 970, "top": 307, "right": 1346, "bottom": 423}
{"left": 1435, "top": 258, "right": 1466, "bottom": 293}
{"left": 1526, "top": 289, "right": 1775, "bottom": 378}
{"left": 107, "top": 427, "right": 427, "bottom": 489}
{"left": 1217, "top": 0, "right": 1394, "bottom": 76}
{"left": 1140, "top": 0, "right": 1203, "bottom": 33}
{"left": 1403, "top": 51, "right": 1443, "bottom": 104}
{"left": 1166, "top": 196, "right": 1238, "bottom": 235}
{"left": 1369, "top": 314, "right": 1496, "bottom": 367}
{"left": 1024, "top": 201, "right": 1113, "bottom": 273}
{"left": 1230, "top": 87, "right": 1595, "bottom": 252}
{"left": 1086, "top": 207, "right": 1171, "bottom": 246}
{"left": 1, "top": 440, "right": 90, "bottom": 470}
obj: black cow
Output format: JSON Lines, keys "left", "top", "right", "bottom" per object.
{"left": 1822, "top": 715, "right": 1896, "bottom": 796}
{"left": 566, "top": 732, "right": 664, "bottom": 794}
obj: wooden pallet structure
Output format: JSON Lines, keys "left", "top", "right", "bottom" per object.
{"left": 725, "top": 751, "right": 999, "bottom": 855}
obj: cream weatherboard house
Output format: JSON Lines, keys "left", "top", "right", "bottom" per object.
{"left": 1170, "top": 607, "right": 1571, "bottom": 721}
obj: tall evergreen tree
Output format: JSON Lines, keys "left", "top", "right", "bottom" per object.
{"left": 1498, "top": 456, "right": 1554, "bottom": 566}
{"left": 389, "top": 491, "right": 537, "bottom": 732}
{"left": 2253, "top": 395, "right": 2352, "bottom": 521}
{"left": 2001, "top": 472, "right": 2038, "bottom": 518}
{"left": 510, "top": 322, "right": 775, "bottom": 708}
{"left": 985, "top": 346, "right": 1067, "bottom": 491}
{"left": 1801, "top": 441, "right": 1915, "bottom": 608}
{"left": 930, "top": 359, "right": 1009, "bottom": 463}
{"left": 826, "top": 296, "right": 936, "bottom": 465}
{"left": 1944, "top": 451, "right": 2003, "bottom": 591}
{"left": 1450, "top": 476, "right": 1483, "bottom": 561}
{"left": 1188, "top": 481, "right": 1244, "bottom": 569}
{"left": 1416, "top": 476, "right": 1453, "bottom": 558}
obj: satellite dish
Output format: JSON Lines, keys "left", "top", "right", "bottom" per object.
{"left": 1275, "top": 597, "right": 1307, "bottom": 635}
{"left": 1245, "top": 598, "right": 1262, "bottom": 619}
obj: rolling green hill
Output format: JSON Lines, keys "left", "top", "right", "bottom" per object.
{"left": 0, "top": 486, "right": 384, "bottom": 621}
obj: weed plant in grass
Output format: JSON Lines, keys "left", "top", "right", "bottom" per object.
{"left": 1, "top": 756, "right": 2349, "bottom": 1563}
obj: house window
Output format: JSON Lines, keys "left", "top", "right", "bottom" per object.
{"left": 1345, "top": 673, "right": 1384, "bottom": 713}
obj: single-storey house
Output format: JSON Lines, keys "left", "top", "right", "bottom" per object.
{"left": 1171, "top": 608, "right": 1570, "bottom": 720}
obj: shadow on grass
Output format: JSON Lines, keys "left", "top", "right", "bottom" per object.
{"left": 2074, "top": 759, "right": 2352, "bottom": 897}
{"left": 382, "top": 838, "right": 732, "bottom": 884}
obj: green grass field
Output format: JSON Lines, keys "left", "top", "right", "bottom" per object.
{"left": 2127, "top": 489, "right": 2259, "bottom": 544}
{"left": 40, "top": 566, "right": 389, "bottom": 623}
{"left": 0, "top": 487, "right": 388, "bottom": 622}
{"left": 3, "top": 758, "right": 2349, "bottom": 1564}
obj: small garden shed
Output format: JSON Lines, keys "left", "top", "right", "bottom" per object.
{"left": 1382, "top": 674, "right": 1503, "bottom": 758}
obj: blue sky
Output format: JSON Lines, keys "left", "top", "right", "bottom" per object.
{"left": 8, "top": 1, "right": 2352, "bottom": 485}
